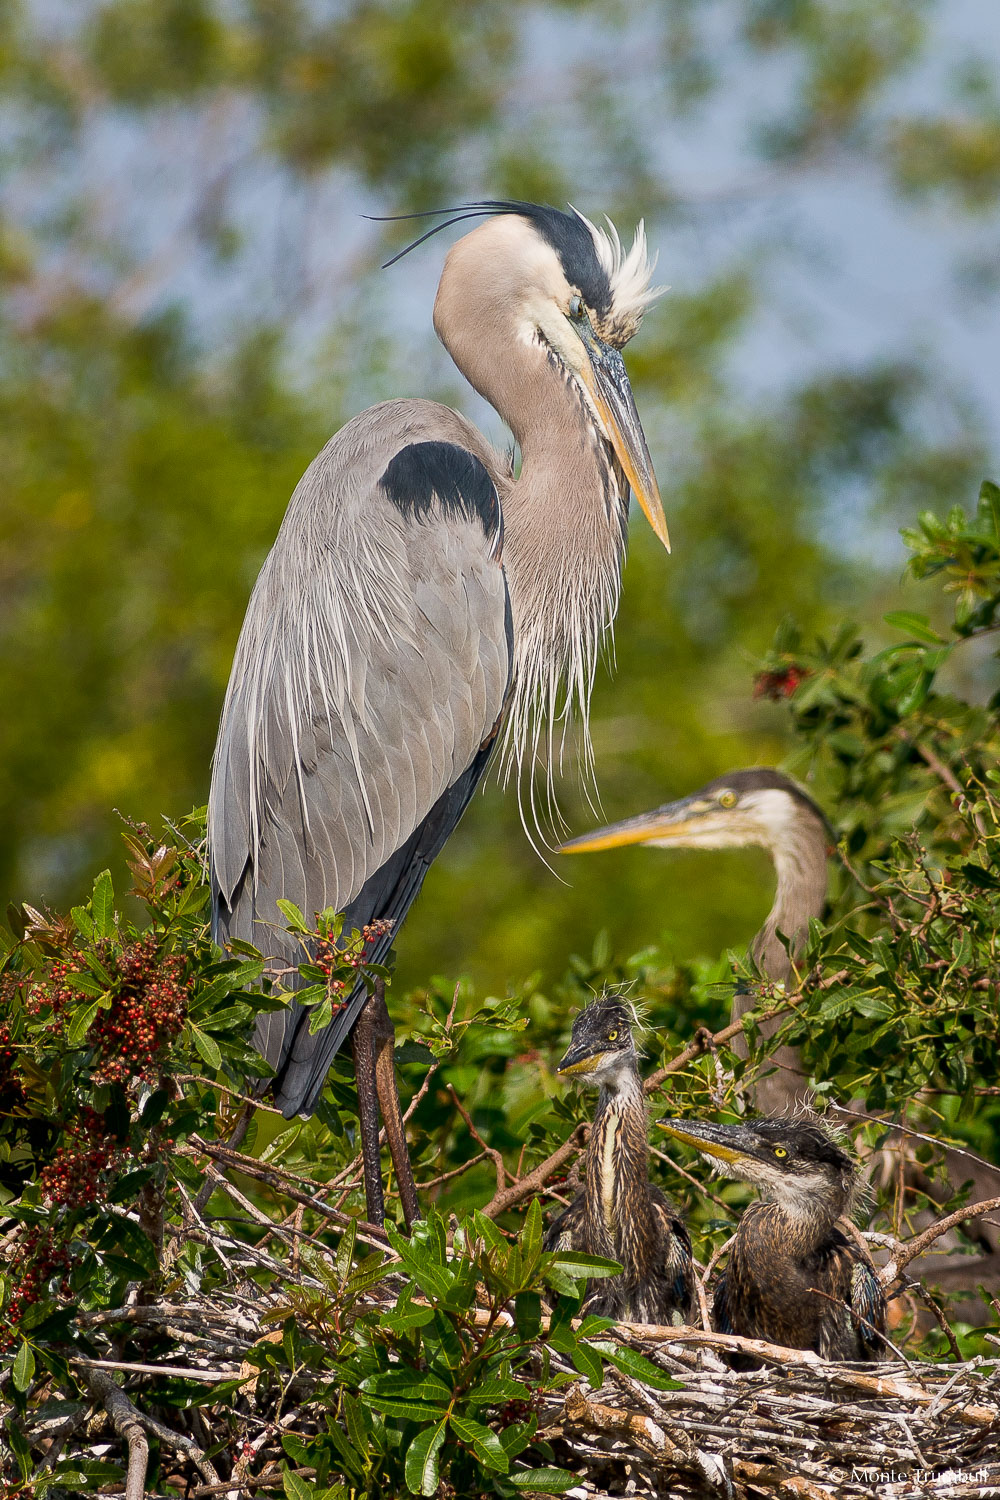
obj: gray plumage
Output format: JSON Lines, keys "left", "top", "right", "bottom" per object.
{"left": 209, "top": 204, "right": 669, "bottom": 1122}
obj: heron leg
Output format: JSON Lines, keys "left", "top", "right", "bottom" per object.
{"left": 371, "top": 980, "right": 421, "bottom": 1231}
{"left": 350, "top": 996, "right": 385, "bottom": 1226}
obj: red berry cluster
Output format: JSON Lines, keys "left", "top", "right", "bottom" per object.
{"left": 313, "top": 940, "right": 349, "bottom": 1011}
{"left": 313, "top": 919, "right": 393, "bottom": 1012}
{"left": 497, "top": 1385, "right": 543, "bottom": 1428}
{"left": 90, "top": 937, "right": 188, "bottom": 1084}
{"left": 28, "top": 937, "right": 189, "bottom": 1084}
{"left": 38, "top": 1113, "right": 131, "bottom": 1208}
{"left": 1, "top": 1226, "right": 71, "bottom": 1345}
{"left": 752, "top": 664, "right": 810, "bottom": 701}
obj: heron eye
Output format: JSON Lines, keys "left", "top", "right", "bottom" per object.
{"left": 568, "top": 294, "right": 583, "bottom": 319}
{"left": 718, "top": 790, "right": 737, "bottom": 808}
{"left": 774, "top": 1146, "right": 787, "bottom": 1158}
{"left": 607, "top": 1029, "right": 618, "bottom": 1041}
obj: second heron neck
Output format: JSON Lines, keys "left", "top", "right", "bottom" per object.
{"left": 751, "top": 828, "right": 829, "bottom": 983}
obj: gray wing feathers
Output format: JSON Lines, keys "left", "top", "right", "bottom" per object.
{"left": 209, "top": 400, "right": 511, "bottom": 1112}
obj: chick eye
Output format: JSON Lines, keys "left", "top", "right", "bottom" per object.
{"left": 568, "top": 294, "right": 583, "bottom": 319}
{"left": 718, "top": 790, "right": 737, "bottom": 808}
{"left": 607, "top": 1029, "right": 618, "bottom": 1041}
{"left": 774, "top": 1146, "right": 787, "bottom": 1158}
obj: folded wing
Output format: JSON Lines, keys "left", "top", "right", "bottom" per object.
{"left": 209, "top": 400, "right": 512, "bottom": 1116}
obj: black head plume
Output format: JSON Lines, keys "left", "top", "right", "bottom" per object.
{"left": 368, "top": 201, "right": 616, "bottom": 320}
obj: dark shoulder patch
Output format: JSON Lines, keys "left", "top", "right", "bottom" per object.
{"left": 379, "top": 441, "right": 502, "bottom": 555}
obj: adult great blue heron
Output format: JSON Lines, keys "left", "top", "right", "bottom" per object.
{"left": 661, "top": 1116, "right": 886, "bottom": 1361}
{"left": 544, "top": 995, "right": 693, "bottom": 1325}
{"left": 208, "top": 201, "right": 669, "bottom": 1225}
{"left": 561, "top": 768, "right": 831, "bottom": 1110}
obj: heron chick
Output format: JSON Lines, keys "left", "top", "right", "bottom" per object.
{"left": 560, "top": 768, "right": 832, "bottom": 1110}
{"left": 545, "top": 996, "right": 693, "bottom": 1325}
{"left": 661, "top": 1116, "right": 885, "bottom": 1360}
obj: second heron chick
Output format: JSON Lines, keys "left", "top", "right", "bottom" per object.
{"left": 545, "top": 995, "right": 693, "bottom": 1325}
{"left": 661, "top": 1115, "right": 885, "bottom": 1361}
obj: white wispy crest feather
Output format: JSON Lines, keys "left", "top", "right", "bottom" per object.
{"left": 571, "top": 208, "right": 667, "bottom": 324}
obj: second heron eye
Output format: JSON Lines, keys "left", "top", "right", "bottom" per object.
{"left": 568, "top": 294, "right": 583, "bottom": 319}
{"left": 607, "top": 1029, "right": 618, "bottom": 1041}
{"left": 774, "top": 1146, "right": 788, "bottom": 1158}
{"left": 718, "top": 790, "right": 737, "bottom": 808}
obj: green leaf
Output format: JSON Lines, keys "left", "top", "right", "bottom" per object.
{"left": 277, "top": 899, "right": 310, "bottom": 932}
{"left": 13, "top": 1339, "right": 35, "bottom": 1391}
{"left": 70, "top": 905, "right": 96, "bottom": 938}
{"left": 379, "top": 1301, "right": 434, "bottom": 1334}
{"left": 514, "top": 1290, "right": 541, "bottom": 1341}
{"left": 189, "top": 962, "right": 263, "bottom": 1015}
{"left": 363, "top": 1370, "right": 451, "bottom": 1406}
{"left": 449, "top": 1412, "right": 509, "bottom": 1472}
{"left": 199, "top": 1003, "right": 253, "bottom": 1031}
{"left": 188, "top": 1023, "right": 222, "bottom": 1070}
{"left": 589, "top": 1341, "right": 684, "bottom": 1390}
{"left": 404, "top": 1420, "right": 446, "bottom": 1497}
{"left": 543, "top": 1265, "right": 589, "bottom": 1298}
{"left": 308, "top": 996, "right": 333, "bottom": 1035}
{"left": 92, "top": 869, "right": 115, "bottom": 939}
{"left": 346, "top": 1252, "right": 393, "bottom": 1297}
{"left": 139, "top": 1088, "right": 169, "bottom": 1126}
{"left": 336, "top": 1217, "right": 356, "bottom": 1282}
{"left": 282, "top": 1473, "right": 316, "bottom": 1500}
{"left": 464, "top": 1378, "right": 528, "bottom": 1404}
{"left": 883, "top": 610, "right": 943, "bottom": 644}
{"left": 548, "top": 1250, "right": 621, "bottom": 1280}
{"left": 5, "top": 1418, "right": 31, "bottom": 1480}
{"left": 505, "top": 1469, "right": 579, "bottom": 1494}
{"left": 108, "top": 1168, "right": 155, "bottom": 1204}
{"left": 260, "top": 1122, "right": 303, "bottom": 1162}
{"left": 521, "top": 1198, "right": 542, "bottom": 1267}
{"left": 66, "top": 999, "right": 102, "bottom": 1048}
{"left": 342, "top": 1391, "right": 371, "bottom": 1454}
{"left": 359, "top": 1395, "right": 447, "bottom": 1421}
{"left": 570, "top": 1341, "right": 603, "bottom": 1388}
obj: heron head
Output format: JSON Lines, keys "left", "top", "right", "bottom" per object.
{"left": 555, "top": 993, "right": 638, "bottom": 1089}
{"left": 659, "top": 1116, "right": 856, "bottom": 1217}
{"left": 559, "top": 768, "right": 831, "bottom": 859}
{"left": 432, "top": 202, "right": 669, "bottom": 549}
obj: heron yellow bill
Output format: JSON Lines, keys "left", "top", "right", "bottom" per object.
{"left": 556, "top": 1053, "right": 601, "bottom": 1076}
{"left": 559, "top": 802, "right": 704, "bottom": 855}
{"left": 579, "top": 335, "right": 669, "bottom": 552}
{"left": 659, "top": 1119, "right": 744, "bottom": 1165}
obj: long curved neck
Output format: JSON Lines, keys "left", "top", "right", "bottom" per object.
{"left": 584, "top": 1063, "right": 652, "bottom": 1266}
{"left": 751, "top": 818, "right": 828, "bottom": 983}
{"left": 442, "top": 315, "right": 629, "bottom": 793}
